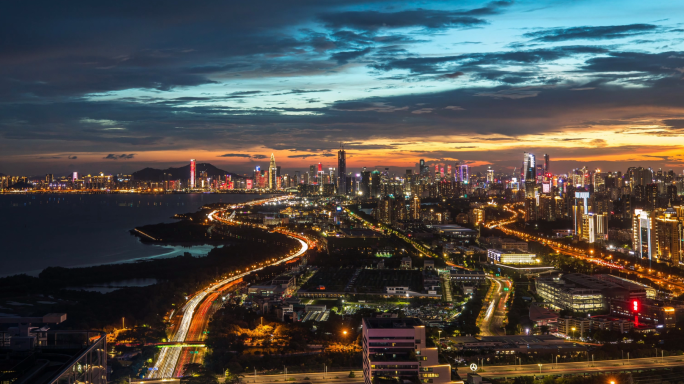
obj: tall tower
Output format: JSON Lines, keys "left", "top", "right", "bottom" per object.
{"left": 268, "top": 153, "right": 277, "bottom": 190}
{"left": 544, "top": 153, "right": 550, "bottom": 175}
{"left": 190, "top": 159, "right": 196, "bottom": 189}
{"left": 338, "top": 145, "right": 347, "bottom": 195}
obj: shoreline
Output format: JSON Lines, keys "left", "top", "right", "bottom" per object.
{"left": 1, "top": 194, "right": 276, "bottom": 277}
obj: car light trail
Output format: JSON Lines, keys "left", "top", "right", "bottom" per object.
{"left": 149, "top": 203, "right": 308, "bottom": 379}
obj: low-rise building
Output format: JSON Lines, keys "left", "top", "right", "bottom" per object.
{"left": 535, "top": 273, "right": 645, "bottom": 312}
{"left": 449, "top": 270, "right": 486, "bottom": 284}
{"left": 401, "top": 256, "right": 413, "bottom": 269}
{"left": 487, "top": 249, "right": 537, "bottom": 264}
{"left": 558, "top": 316, "right": 634, "bottom": 337}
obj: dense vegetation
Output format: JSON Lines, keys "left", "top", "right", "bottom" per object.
{"left": 0, "top": 224, "right": 302, "bottom": 331}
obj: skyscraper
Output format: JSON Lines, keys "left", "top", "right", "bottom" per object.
{"left": 419, "top": 159, "right": 426, "bottom": 175}
{"left": 522, "top": 152, "right": 535, "bottom": 182}
{"left": 309, "top": 164, "right": 317, "bottom": 184}
{"left": 459, "top": 164, "right": 469, "bottom": 184}
{"left": 544, "top": 154, "right": 550, "bottom": 175}
{"left": 190, "top": 159, "right": 196, "bottom": 189}
{"left": 268, "top": 153, "right": 277, "bottom": 190}
{"left": 338, "top": 146, "right": 347, "bottom": 195}
{"left": 486, "top": 166, "right": 494, "bottom": 184}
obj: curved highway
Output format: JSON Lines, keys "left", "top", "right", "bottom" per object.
{"left": 148, "top": 196, "right": 309, "bottom": 378}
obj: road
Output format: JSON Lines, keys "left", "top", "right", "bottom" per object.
{"left": 148, "top": 197, "right": 311, "bottom": 379}
{"left": 134, "top": 371, "right": 365, "bottom": 384}
{"left": 475, "top": 355, "right": 684, "bottom": 378}
{"left": 173, "top": 280, "right": 240, "bottom": 377}
{"left": 480, "top": 277, "right": 510, "bottom": 336}
{"left": 132, "top": 355, "right": 684, "bottom": 383}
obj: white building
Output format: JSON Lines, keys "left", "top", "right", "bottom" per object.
{"left": 487, "top": 249, "right": 537, "bottom": 264}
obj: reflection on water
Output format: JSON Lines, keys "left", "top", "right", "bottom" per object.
{"left": 0, "top": 193, "right": 271, "bottom": 276}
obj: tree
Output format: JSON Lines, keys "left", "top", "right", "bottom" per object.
{"left": 183, "top": 363, "right": 204, "bottom": 377}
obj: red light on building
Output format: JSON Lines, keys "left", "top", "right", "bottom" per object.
{"left": 632, "top": 300, "right": 639, "bottom": 312}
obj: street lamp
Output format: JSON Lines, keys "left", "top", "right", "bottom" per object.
{"left": 571, "top": 327, "right": 576, "bottom": 340}
{"left": 538, "top": 363, "right": 542, "bottom": 374}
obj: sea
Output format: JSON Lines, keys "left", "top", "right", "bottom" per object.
{"left": 0, "top": 193, "right": 273, "bottom": 277}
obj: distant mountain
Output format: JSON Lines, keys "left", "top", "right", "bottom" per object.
{"left": 131, "top": 163, "right": 245, "bottom": 181}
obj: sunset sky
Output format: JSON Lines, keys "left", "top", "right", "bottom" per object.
{"left": 2, "top": 0, "right": 684, "bottom": 176}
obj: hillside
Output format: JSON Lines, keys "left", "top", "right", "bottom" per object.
{"left": 131, "top": 163, "right": 245, "bottom": 181}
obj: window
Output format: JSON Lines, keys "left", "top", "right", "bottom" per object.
{"left": 415, "top": 339, "right": 421, "bottom": 344}
{"left": 422, "top": 373, "right": 439, "bottom": 378}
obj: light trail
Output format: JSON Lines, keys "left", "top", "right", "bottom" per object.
{"left": 149, "top": 200, "right": 308, "bottom": 378}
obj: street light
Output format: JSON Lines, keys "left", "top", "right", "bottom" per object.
{"left": 538, "top": 363, "right": 542, "bottom": 374}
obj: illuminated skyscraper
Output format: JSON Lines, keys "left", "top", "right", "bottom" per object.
{"left": 486, "top": 166, "right": 494, "bottom": 184}
{"left": 268, "top": 153, "right": 277, "bottom": 190}
{"left": 190, "top": 159, "right": 196, "bottom": 189}
{"left": 459, "top": 164, "right": 469, "bottom": 184}
{"left": 633, "top": 209, "right": 655, "bottom": 260}
{"left": 338, "top": 146, "right": 347, "bottom": 195}
{"left": 522, "top": 152, "right": 535, "bottom": 182}
{"left": 419, "top": 159, "right": 427, "bottom": 175}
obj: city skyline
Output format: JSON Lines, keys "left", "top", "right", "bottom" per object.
{"left": 1, "top": 1, "right": 684, "bottom": 175}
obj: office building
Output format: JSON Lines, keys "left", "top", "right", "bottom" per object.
{"left": 269, "top": 153, "right": 277, "bottom": 190}
{"left": 190, "top": 158, "right": 196, "bottom": 189}
{"left": 458, "top": 164, "right": 469, "bottom": 184}
{"left": 338, "top": 147, "right": 346, "bottom": 195}
{"left": 487, "top": 249, "right": 537, "bottom": 264}
{"left": 362, "top": 317, "right": 450, "bottom": 384}
{"left": 633, "top": 209, "right": 655, "bottom": 260}
{"left": 419, "top": 159, "right": 427, "bottom": 175}
{"left": 535, "top": 273, "right": 647, "bottom": 313}
{"left": 522, "top": 152, "right": 535, "bottom": 182}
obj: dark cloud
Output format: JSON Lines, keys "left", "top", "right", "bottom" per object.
{"left": 68, "top": 155, "right": 78, "bottom": 159}
{"left": 523, "top": 24, "right": 658, "bottom": 42}
{"left": 318, "top": 10, "right": 486, "bottom": 31}
{"left": 103, "top": 154, "right": 135, "bottom": 160}
{"left": 251, "top": 155, "right": 268, "bottom": 160}
{"left": 330, "top": 48, "right": 372, "bottom": 64}
{"left": 288, "top": 153, "right": 335, "bottom": 159}
{"left": 370, "top": 46, "right": 609, "bottom": 74}
{"left": 218, "top": 153, "right": 252, "bottom": 158}
{"left": 582, "top": 51, "right": 684, "bottom": 75}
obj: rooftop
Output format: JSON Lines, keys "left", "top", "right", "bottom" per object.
{"left": 364, "top": 317, "right": 423, "bottom": 329}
